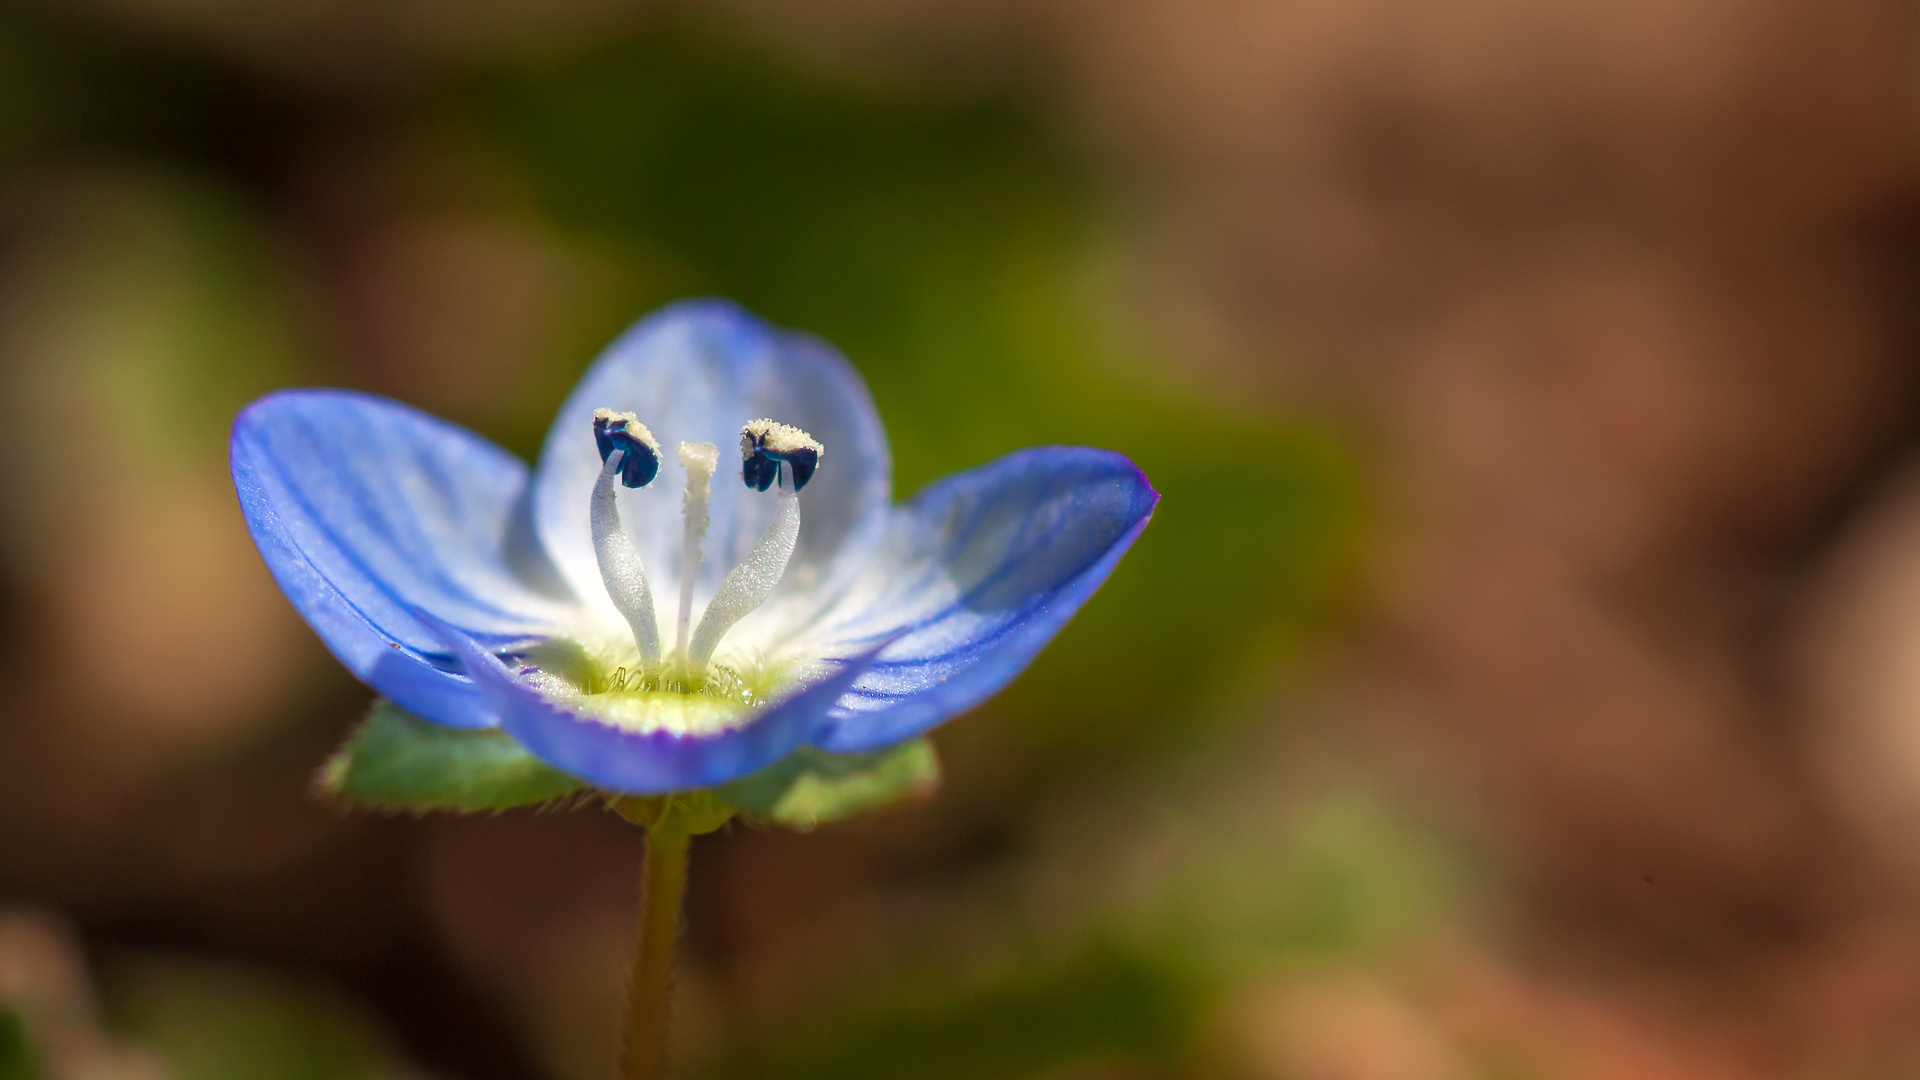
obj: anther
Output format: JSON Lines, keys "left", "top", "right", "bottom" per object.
{"left": 593, "top": 408, "right": 661, "bottom": 488}
{"left": 740, "top": 419, "right": 823, "bottom": 491}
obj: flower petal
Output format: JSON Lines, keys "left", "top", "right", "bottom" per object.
{"left": 232, "top": 390, "right": 579, "bottom": 728}
{"left": 530, "top": 300, "right": 891, "bottom": 646}
{"left": 422, "top": 612, "right": 882, "bottom": 793}
{"left": 808, "top": 447, "right": 1158, "bottom": 753}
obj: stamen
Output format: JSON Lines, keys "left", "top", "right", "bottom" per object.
{"left": 590, "top": 446, "right": 662, "bottom": 663}
{"left": 684, "top": 420, "right": 823, "bottom": 671}
{"left": 593, "top": 408, "right": 661, "bottom": 488}
{"left": 741, "top": 418, "right": 823, "bottom": 491}
{"left": 674, "top": 441, "right": 719, "bottom": 662}
{"left": 686, "top": 486, "right": 799, "bottom": 670}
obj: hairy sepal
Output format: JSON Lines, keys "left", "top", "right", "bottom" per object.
{"left": 720, "top": 739, "right": 940, "bottom": 832}
{"left": 320, "top": 699, "right": 586, "bottom": 813}
{"left": 608, "top": 789, "right": 737, "bottom": 835}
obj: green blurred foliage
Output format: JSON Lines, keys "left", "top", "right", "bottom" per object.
{"left": 105, "top": 958, "right": 410, "bottom": 1080}
{"left": 7, "top": 173, "right": 308, "bottom": 462}
{"left": 694, "top": 772, "right": 1471, "bottom": 1080}
{"left": 713, "top": 945, "right": 1203, "bottom": 1080}
{"left": 0, "top": 1011, "right": 38, "bottom": 1080}
{"left": 1139, "top": 785, "right": 1473, "bottom": 974}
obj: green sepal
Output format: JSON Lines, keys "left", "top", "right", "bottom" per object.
{"left": 318, "top": 699, "right": 586, "bottom": 813}
{"left": 609, "top": 789, "right": 737, "bottom": 835}
{"left": 720, "top": 738, "right": 940, "bottom": 831}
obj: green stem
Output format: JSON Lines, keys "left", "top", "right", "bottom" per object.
{"left": 622, "top": 820, "right": 691, "bottom": 1080}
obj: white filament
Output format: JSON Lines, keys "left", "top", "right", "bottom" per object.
{"left": 687, "top": 487, "right": 799, "bottom": 671}
{"left": 675, "top": 441, "right": 719, "bottom": 662}
{"left": 590, "top": 449, "right": 661, "bottom": 662}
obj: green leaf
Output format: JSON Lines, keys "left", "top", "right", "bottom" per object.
{"left": 0, "top": 1009, "right": 39, "bottom": 1080}
{"left": 721, "top": 739, "right": 939, "bottom": 831}
{"left": 318, "top": 700, "right": 586, "bottom": 813}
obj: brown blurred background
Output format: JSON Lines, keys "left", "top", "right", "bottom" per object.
{"left": 3, "top": 0, "right": 1920, "bottom": 1077}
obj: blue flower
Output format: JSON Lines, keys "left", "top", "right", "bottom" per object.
{"left": 231, "top": 300, "right": 1158, "bottom": 794}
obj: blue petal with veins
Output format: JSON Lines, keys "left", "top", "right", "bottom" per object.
{"left": 232, "top": 299, "right": 1157, "bottom": 792}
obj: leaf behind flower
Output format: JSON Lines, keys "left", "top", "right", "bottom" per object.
{"left": 319, "top": 700, "right": 586, "bottom": 813}
{"left": 722, "top": 740, "right": 939, "bottom": 832}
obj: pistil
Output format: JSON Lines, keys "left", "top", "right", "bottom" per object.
{"left": 674, "top": 442, "right": 719, "bottom": 664}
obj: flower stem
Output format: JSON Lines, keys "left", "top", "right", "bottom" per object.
{"left": 622, "top": 820, "right": 691, "bottom": 1080}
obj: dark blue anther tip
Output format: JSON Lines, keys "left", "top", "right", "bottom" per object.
{"left": 782, "top": 447, "right": 818, "bottom": 491}
{"left": 593, "top": 409, "right": 661, "bottom": 489}
{"left": 742, "top": 451, "right": 778, "bottom": 492}
{"left": 616, "top": 441, "right": 660, "bottom": 488}
{"left": 739, "top": 419, "right": 823, "bottom": 493}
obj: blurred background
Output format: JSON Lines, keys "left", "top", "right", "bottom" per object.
{"left": 0, "top": 0, "right": 1917, "bottom": 1076}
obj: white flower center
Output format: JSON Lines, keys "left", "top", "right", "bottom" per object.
{"left": 586, "top": 411, "right": 822, "bottom": 684}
